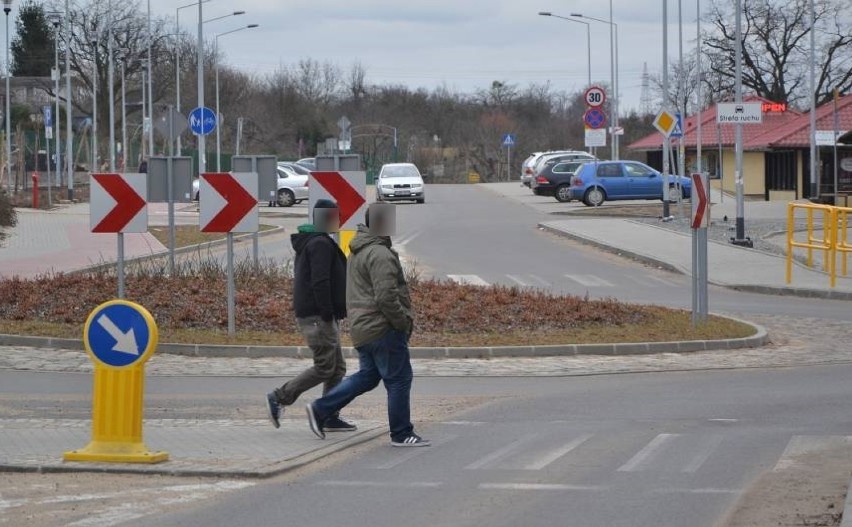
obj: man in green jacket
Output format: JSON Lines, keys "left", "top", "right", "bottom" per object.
{"left": 306, "top": 204, "right": 430, "bottom": 447}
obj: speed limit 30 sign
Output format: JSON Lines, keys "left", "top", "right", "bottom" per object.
{"left": 584, "top": 86, "right": 607, "bottom": 108}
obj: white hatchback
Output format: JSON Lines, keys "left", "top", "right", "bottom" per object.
{"left": 376, "top": 163, "right": 425, "bottom": 204}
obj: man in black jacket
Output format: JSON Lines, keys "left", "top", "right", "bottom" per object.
{"left": 266, "top": 199, "right": 356, "bottom": 432}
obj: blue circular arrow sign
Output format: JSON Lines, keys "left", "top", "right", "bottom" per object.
{"left": 83, "top": 300, "right": 158, "bottom": 368}
{"left": 188, "top": 106, "right": 217, "bottom": 135}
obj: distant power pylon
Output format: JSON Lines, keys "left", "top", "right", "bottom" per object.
{"left": 639, "top": 62, "right": 654, "bottom": 116}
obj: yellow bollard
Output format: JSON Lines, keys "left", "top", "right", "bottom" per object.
{"left": 339, "top": 229, "right": 356, "bottom": 257}
{"left": 64, "top": 300, "right": 168, "bottom": 464}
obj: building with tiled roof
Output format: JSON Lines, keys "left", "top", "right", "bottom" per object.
{"left": 628, "top": 94, "right": 852, "bottom": 201}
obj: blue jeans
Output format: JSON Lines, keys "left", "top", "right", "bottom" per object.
{"left": 312, "top": 329, "right": 414, "bottom": 442}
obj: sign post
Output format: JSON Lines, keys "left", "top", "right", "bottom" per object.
{"left": 64, "top": 300, "right": 168, "bottom": 464}
{"left": 653, "top": 110, "right": 678, "bottom": 218}
{"left": 199, "top": 172, "right": 259, "bottom": 335}
{"left": 690, "top": 173, "right": 710, "bottom": 324}
{"left": 502, "top": 134, "right": 516, "bottom": 181}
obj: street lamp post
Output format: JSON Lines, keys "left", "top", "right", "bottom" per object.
{"left": 108, "top": 0, "right": 115, "bottom": 171}
{"left": 64, "top": 0, "right": 72, "bottom": 199}
{"left": 537, "top": 12, "right": 591, "bottom": 87}
{"left": 51, "top": 14, "right": 60, "bottom": 185}
{"left": 174, "top": 0, "right": 212, "bottom": 156}
{"left": 119, "top": 56, "right": 126, "bottom": 171}
{"left": 571, "top": 10, "right": 619, "bottom": 160}
{"left": 215, "top": 24, "right": 258, "bottom": 172}
{"left": 90, "top": 26, "right": 98, "bottom": 172}
{"left": 4, "top": 0, "right": 12, "bottom": 193}
{"left": 146, "top": 0, "right": 152, "bottom": 158}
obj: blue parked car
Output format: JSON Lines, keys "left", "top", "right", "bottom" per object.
{"left": 569, "top": 161, "right": 692, "bottom": 207}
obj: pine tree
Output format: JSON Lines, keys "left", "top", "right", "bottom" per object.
{"left": 10, "top": 1, "right": 55, "bottom": 77}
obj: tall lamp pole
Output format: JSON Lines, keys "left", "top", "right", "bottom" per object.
{"left": 571, "top": 11, "right": 619, "bottom": 159}
{"left": 175, "top": 0, "right": 212, "bottom": 156}
{"left": 808, "top": 0, "right": 817, "bottom": 199}
{"left": 90, "top": 26, "right": 98, "bottom": 172}
{"left": 51, "top": 14, "right": 59, "bottom": 185}
{"left": 215, "top": 24, "right": 258, "bottom": 172}
{"left": 107, "top": 0, "right": 115, "bottom": 171}
{"left": 146, "top": 0, "right": 152, "bottom": 157}
{"left": 537, "top": 12, "right": 591, "bottom": 87}
{"left": 64, "top": 0, "right": 72, "bottom": 199}
{"left": 3, "top": 0, "right": 11, "bottom": 193}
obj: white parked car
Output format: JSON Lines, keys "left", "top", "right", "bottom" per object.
{"left": 191, "top": 165, "right": 309, "bottom": 207}
{"left": 376, "top": 163, "right": 425, "bottom": 203}
{"left": 521, "top": 150, "right": 596, "bottom": 187}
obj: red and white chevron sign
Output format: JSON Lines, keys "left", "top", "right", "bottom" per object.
{"left": 309, "top": 171, "right": 367, "bottom": 230}
{"left": 691, "top": 173, "right": 709, "bottom": 229}
{"left": 199, "top": 172, "right": 259, "bottom": 233}
{"left": 90, "top": 173, "right": 147, "bottom": 233}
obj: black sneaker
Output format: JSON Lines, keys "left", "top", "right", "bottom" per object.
{"left": 265, "top": 392, "right": 281, "bottom": 429}
{"left": 391, "top": 434, "right": 431, "bottom": 447}
{"left": 324, "top": 416, "right": 357, "bottom": 432}
{"left": 305, "top": 403, "right": 325, "bottom": 439}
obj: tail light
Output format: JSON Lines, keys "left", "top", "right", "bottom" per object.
{"left": 571, "top": 176, "right": 583, "bottom": 187}
{"left": 304, "top": 179, "right": 309, "bottom": 187}
{"left": 535, "top": 176, "right": 549, "bottom": 184}
{"left": 525, "top": 167, "right": 534, "bottom": 174}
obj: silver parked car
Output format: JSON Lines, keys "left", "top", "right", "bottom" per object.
{"left": 191, "top": 165, "right": 309, "bottom": 207}
{"left": 376, "top": 163, "right": 426, "bottom": 203}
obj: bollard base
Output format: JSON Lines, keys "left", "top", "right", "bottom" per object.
{"left": 730, "top": 237, "right": 754, "bottom": 248}
{"left": 64, "top": 441, "right": 169, "bottom": 464}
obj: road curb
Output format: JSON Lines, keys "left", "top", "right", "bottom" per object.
{"left": 841, "top": 476, "right": 852, "bottom": 527}
{"left": 0, "top": 425, "right": 388, "bottom": 479}
{"left": 0, "top": 317, "right": 768, "bottom": 359}
{"left": 538, "top": 222, "right": 852, "bottom": 301}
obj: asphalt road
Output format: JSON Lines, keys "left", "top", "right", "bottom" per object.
{"left": 246, "top": 184, "right": 852, "bottom": 322}
{"left": 81, "top": 363, "right": 850, "bottom": 527}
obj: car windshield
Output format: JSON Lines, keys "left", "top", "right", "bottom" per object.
{"left": 381, "top": 165, "right": 420, "bottom": 178}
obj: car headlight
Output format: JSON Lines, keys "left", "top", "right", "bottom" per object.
{"left": 411, "top": 184, "right": 423, "bottom": 189}
{"left": 381, "top": 185, "right": 393, "bottom": 190}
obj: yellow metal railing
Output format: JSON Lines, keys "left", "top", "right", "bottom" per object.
{"left": 786, "top": 202, "right": 851, "bottom": 288}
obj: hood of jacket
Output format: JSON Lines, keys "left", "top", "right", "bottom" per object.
{"left": 349, "top": 224, "right": 392, "bottom": 254}
{"left": 291, "top": 224, "right": 328, "bottom": 253}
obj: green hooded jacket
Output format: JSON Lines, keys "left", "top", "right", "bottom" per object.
{"left": 346, "top": 224, "right": 413, "bottom": 347}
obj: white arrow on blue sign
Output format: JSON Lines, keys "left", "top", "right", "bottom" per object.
{"left": 502, "top": 133, "right": 516, "bottom": 147}
{"left": 84, "top": 301, "right": 156, "bottom": 368}
{"left": 188, "top": 106, "right": 217, "bottom": 135}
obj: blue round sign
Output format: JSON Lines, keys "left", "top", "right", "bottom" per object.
{"left": 83, "top": 300, "right": 158, "bottom": 368}
{"left": 188, "top": 106, "right": 217, "bottom": 135}
{"left": 583, "top": 108, "right": 607, "bottom": 130}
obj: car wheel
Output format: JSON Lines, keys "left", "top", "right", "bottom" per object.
{"left": 554, "top": 184, "right": 572, "bottom": 203}
{"left": 667, "top": 185, "right": 683, "bottom": 203}
{"left": 583, "top": 187, "right": 606, "bottom": 207}
{"left": 277, "top": 188, "right": 295, "bottom": 207}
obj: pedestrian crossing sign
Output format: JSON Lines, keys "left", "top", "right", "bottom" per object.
{"left": 671, "top": 113, "right": 684, "bottom": 138}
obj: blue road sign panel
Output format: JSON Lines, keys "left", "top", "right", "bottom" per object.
{"left": 502, "top": 133, "right": 516, "bottom": 147}
{"left": 188, "top": 106, "right": 217, "bottom": 135}
{"left": 583, "top": 108, "right": 607, "bottom": 129}
{"left": 42, "top": 106, "right": 52, "bottom": 128}
{"left": 671, "top": 113, "right": 684, "bottom": 138}
{"left": 84, "top": 302, "right": 153, "bottom": 368}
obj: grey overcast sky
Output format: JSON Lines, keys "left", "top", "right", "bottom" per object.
{"left": 156, "top": 1, "right": 705, "bottom": 112}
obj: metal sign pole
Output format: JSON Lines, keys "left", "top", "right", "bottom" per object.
{"left": 251, "top": 157, "right": 259, "bottom": 266}
{"left": 167, "top": 156, "right": 175, "bottom": 275}
{"left": 661, "top": 0, "right": 671, "bottom": 219}
{"left": 117, "top": 233, "right": 125, "bottom": 298}
{"left": 227, "top": 232, "right": 235, "bottom": 335}
{"left": 507, "top": 145, "right": 511, "bottom": 181}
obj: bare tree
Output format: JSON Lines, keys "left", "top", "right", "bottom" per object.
{"left": 703, "top": 0, "right": 852, "bottom": 107}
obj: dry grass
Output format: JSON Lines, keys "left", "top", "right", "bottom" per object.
{"left": 147, "top": 224, "right": 276, "bottom": 248}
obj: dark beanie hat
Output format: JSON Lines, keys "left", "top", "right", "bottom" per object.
{"left": 315, "top": 198, "right": 337, "bottom": 209}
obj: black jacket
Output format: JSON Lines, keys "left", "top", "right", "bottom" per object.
{"left": 291, "top": 232, "right": 347, "bottom": 321}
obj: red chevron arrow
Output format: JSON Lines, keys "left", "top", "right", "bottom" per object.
{"left": 691, "top": 174, "right": 708, "bottom": 229}
{"left": 201, "top": 173, "right": 257, "bottom": 232}
{"left": 312, "top": 171, "right": 366, "bottom": 227}
{"left": 92, "top": 174, "right": 147, "bottom": 233}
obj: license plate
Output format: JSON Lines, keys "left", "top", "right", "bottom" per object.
{"left": 396, "top": 190, "right": 410, "bottom": 195}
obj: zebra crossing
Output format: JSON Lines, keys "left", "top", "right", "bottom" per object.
{"left": 445, "top": 272, "right": 685, "bottom": 289}
{"left": 311, "top": 423, "right": 850, "bottom": 495}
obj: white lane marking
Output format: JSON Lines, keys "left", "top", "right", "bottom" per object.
{"left": 447, "top": 274, "right": 490, "bottom": 286}
{"left": 395, "top": 230, "right": 422, "bottom": 247}
{"left": 528, "top": 274, "right": 551, "bottom": 287}
{"left": 564, "top": 274, "right": 615, "bottom": 287}
{"left": 441, "top": 421, "right": 486, "bottom": 426}
{"left": 479, "top": 483, "right": 608, "bottom": 491}
{"left": 522, "top": 434, "right": 594, "bottom": 470}
{"left": 708, "top": 418, "right": 739, "bottom": 423}
{"left": 465, "top": 434, "right": 537, "bottom": 470}
{"left": 374, "top": 435, "right": 459, "bottom": 470}
{"left": 682, "top": 435, "right": 724, "bottom": 473}
{"left": 506, "top": 274, "right": 530, "bottom": 287}
{"left": 644, "top": 274, "right": 679, "bottom": 286}
{"left": 61, "top": 481, "right": 254, "bottom": 527}
{"left": 653, "top": 488, "right": 740, "bottom": 495}
{"left": 618, "top": 433, "right": 681, "bottom": 472}
{"left": 314, "top": 481, "right": 442, "bottom": 489}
